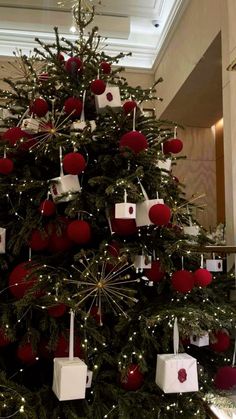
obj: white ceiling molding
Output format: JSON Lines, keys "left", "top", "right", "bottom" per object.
{"left": 0, "top": 0, "right": 189, "bottom": 70}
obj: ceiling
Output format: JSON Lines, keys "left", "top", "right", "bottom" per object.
{"left": 0, "top": 0, "right": 189, "bottom": 69}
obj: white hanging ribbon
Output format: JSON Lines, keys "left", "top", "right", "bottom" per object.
{"left": 181, "top": 256, "right": 184, "bottom": 270}
{"left": 232, "top": 331, "right": 236, "bottom": 367}
{"left": 187, "top": 205, "right": 192, "bottom": 227}
{"left": 80, "top": 90, "right": 86, "bottom": 122}
{"left": 59, "top": 146, "right": 64, "bottom": 177}
{"left": 132, "top": 106, "right": 136, "bottom": 131}
{"left": 174, "top": 126, "right": 177, "bottom": 139}
{"left": 69, "top": 310, "right": 75, "bottom": 361}
{"left": 200, "top": 254, "right": 204, "bottom": 269}
{"left": 138, "top": 179, "right": 149, "bottom": 201}
{"left": 173, "top": 317, "right": 179, "bottom": 355}
{"left": 124, "top": 189, "right": 127, "bottom": 203}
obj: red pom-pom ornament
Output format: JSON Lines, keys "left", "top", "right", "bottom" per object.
{"left": 119, "top": 131, "right": 148, "bottom": 154}
{"left": 57, "top": 52, "right": 65, "bottom": 62}
{"left": 100, "top": 61, "right": 111, "bottom": 74}
{"left": 123, "top": 100, "right": 137, "bottom": 115}
{"left": 121, "top": 364, "right": 144, "bottom": 391}
{"left": 47, "top": 303, "right": 67, "bottom": 318}
{"left": 47, "top": 217, "right": 73, "bottom": 253}
{"left": 17, "top": 343, "right": 38, "bottom": 364}
{"left": 163, "top": 138, "right": 183, "bottom": 154}
{"left": 214, "top": 366, "right": 236, "bottom": 390}
{"left": 172, "top": 269, "right": 194, "bottom": 293}
{"left": 0, "top": 329, "right": 10, "bottom": 347}
{"left": 30, "top": 98, "right": 49, "bottom": 117}
{"left": 143, "top": 260, "right": 165, "bottom": 282}
{"left": 90, "top": 79, "right": 106, "bottom": 95}
{"left": 64, "top": 97, "right": 83, "bottom": 117}
{"left": 0, "top": 157, "right": 14, "bottom": 174}
{"left": 194, "top": 268, "right": 212, "bottom": 287}
{"left": 111, "top": 217, "right": 137, "bottom": 236}
{"left": 39, "top": 199, "right": 56, "bottom": 217}
{"left": 54, "top": 334, "right": 82, "bottom": 358}
{"left": 63, "top": 152, "right": 86, "bottom": 175}
{"left": 3, "top": 127, "right": 25, "bottom": 147}
{"left": 210, "top": 330, "right": 231, "bottom": 352}
{"left": 65, "top": 57, "right": 83, "bottom": 73}
{"left": 149, "top": 203, "right": 171, "bottom": 226}
{"left": 9, "top": 262, "right": 37, "bottom": 299}
{"left": 67, "top": 220, "right": 91, "bottom": 245}
{"left": 28, "top": 229, "right": 49, "bottom": 251}
{"left": 107, "top": 241, "right": 120, "bottom": 257}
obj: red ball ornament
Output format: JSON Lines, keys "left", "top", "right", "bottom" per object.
{"left": 0, "top": 157, "right": 14, "bottom": 174}
{"left": 9, "top": 262, "right": 38, "bottom": 299}
{"left": 90, "top": 79, "right": 106, "bottom": 95}
{"left": 28, "top": 229, "right": 49, "bottom": 251}
{"left": 172, "top": 269, "right": 194, "bottom": 293}
{"left": 63, "top": 152, "right": 86, "bottom": 175}
{"left": 39, "top": 199, "right": 56, "bottom": 217}
{"left": 119, "top": 131, "right": 148, "bottom": 154}
{"left": 149, "top": 203, "right": 171, "bottom": 226}
{"left": 210, "top": 330, "right": 231, "bottom": 352}
{"left": 214, "top": 366, "right": 236, "bottom": 390}
{"left": 3, "top": 127, "right": 25, "bottom": 147}
{"left": 57, "top": 52, "right": 65, "bottom": 62}
{"left": 143, "top": 260, "right": 165, "bottom": 283}
{"left": 64, "top": 97, "right": 83, "bottom": 117}
{"left": 194, "top": 268, "right": 212, "bottom": 287}
{"left": 47, "top": 303, "right": 67, "bottom": 318}
{"left": 17, "top": 342, "right": 37, "bottom": 364}
{"left": 100, "top": 61, "right": 111, "bottom": 74}
{"left": 48, "top": 230, "right": 73, "bottom": 253}
{"left": 123, "top": 100, "right": 137, "bottom": 115}
{"left": 163, "top": 138, "right": 183, "bottom": 154}
{"left": 67, "top": 220, "right": 91, "bottom": 245}
{"left": 120, "top": 364, "right": 144, "bottom": 391}
{"left": 107, "top": 240, "right": 120, "bottom": 257}
{"left": 30, "top": 98, "right": 49, "bottom": 117}
{"left": 0, "top": 328, "right": 10, "bottom": 347}
{"left": 54, "top": 334, "right": 82, "bottom": 358}
{"left": 111, "top": 217, "right": 137, "bottom": 236}
{"left": 65, "top": 56, "right": 83, "bottom": 73}
{"left": 38, "top": 72, "right": 49, "bottom": 82}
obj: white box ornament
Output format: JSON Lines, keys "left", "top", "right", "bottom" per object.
{"left": 21, "top": 118, "right": 40, "bottom": 134}
{"left": 70, "top": 120, "right": 96, "bottom": 134}
{"left": 155, "top": 318, "right": 199, "bottom": 393}
{"left": 206, "top": 258, "right": 223, "bottom": 272}
{"left": 183, "top": 225, "right": 200, "bottom": 236}
{"left": 115, "top": 190, "right": 136, "bottom": 219}
{"left": 95, "top": 86, "right": 121, "bottom": 113}
{"left": 157, "top": 159, "right": 172, "bottom": 174}
{"left": 0, "top": 228, "right": 6, "bottom": 254}
{"left": 134, "top": 254, "right": 152, "bottom": 272}
{"left": 52, "top": 311, "right": 88, "bottom": 401}
{"left": 190, "top": 332, "right": 209, "bottom": 347}
{"left": 50, "top": 174, "right": 81, "bottom": 203}
{"left": 136, "top": 183, "right": 164, "bottom": 227}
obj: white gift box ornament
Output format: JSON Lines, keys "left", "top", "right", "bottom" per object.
{"left": 156, "top": 318, "right": 199, "bottom": 393}
{"left": 190, "top": 332, "right": 209, "bottom": 347}
{"left": 0, "top": 228, "right": 6, "bottom": 254}
{"left": 183, "top": 225, "right": 200, "bottom": 236}
{"left": 115, "top": 189, "right": 136, "bottom": 219}
{"left": 206, "top": 254, "right": 223, "bottom": 272}
{"left": 50, "top": 147, "right": 81, "bottom": 203}
{"left": 52, "top": 310, "right": 88, "bottom": 401}
{"left": 95, "top": 86, "right": 121, "bottom": 113}
{"left": 157, "top": 159, "right": 172, "bottom": 173}
{"left": 134, "top": 253, "right": 152, "bottom": 272}
{"left": 136, "top": 183, "right": 164, "bottom": 227}
{"left": 21, "top": 118, "right": 40, "bottom": 134}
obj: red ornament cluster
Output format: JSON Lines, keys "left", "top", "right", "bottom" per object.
{"left": 120, "top": 364, "right": 144, "bottom": 391}
{"left": 64, "top": 97, "right": 83, "bottom": 117}
{"left": 172, "top": 270, "right": 194, "bottom": 293}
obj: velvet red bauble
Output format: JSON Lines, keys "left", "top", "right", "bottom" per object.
{"left": 123, "top": 100, "right": 137, "bottom": 115}
{"left": 3, "top": 127, "right": 25, "bottom": 146}
{"left": 143, "top": 260, "right": 165, "bottom": 282}
{"left": 47, "top": 303, "right": 67, "bottom": 318}
{"left": 38, "top": 72, "right": 49, "bottom": 81}
{"left": 163, "top": 138, "right": 183, "bottom": 154}
{"left": 18, "top": 137, "right": 37, "bottom": 152}
{"left": 0, "top": 157, "right": 14, "bottom": 174}
{"left": 100, "top": 61, "right": 111, "bottom": 74}
{"left": 28, "top": 229, "right": 49, "bottom": 251}
{"left": 65, "top": 56, "right": 83, "bottom": 73}
{"left": 214, "top": 366, "right": 236, "bottom": 390}
{"left": 54, "top": 334, "right": 82, "bottom": 358}
{"left": 0, "top": 328, "right": 10, "bottom": 347}
{"left": 194, "top": 268, "right": 212, "bottom": 287}
{"left": 57, "top": 52, "right": 65, "bottom": 62}
{"left": 119, "top": 131, "right": 148, "bottom": 154}
{"left": 120, "top": 364, "right": 144, "bottom": 391}
{"left": 64, "top": 97, "right": 83, "bottom": 117}
{"left": 17, "top": 343, "right": 37, "bottom": 364}
{"left": 48, "top": 231, "right": 73, "bottom": 253}
{"left": 172, "top": 269, "right": 194, "bottom": 293}
{"left": 30, "top": 98, "right": 49, "bottom": 117}
{"left": 149, "top": 203, "right": 171, "bottom": 226}
{"left": 39, "top": 199, "right": 56, "bottom": 216}
{"left": 9, "top": 262, "right": 37, "bottom": 299}
{"left": 90, "top": 79, "right": 106, "bottom": 95}
{"left": 63, "top": 152, "right": 86, "bottom": 175}
{"left": 107, "top": 240, "right": 120, "bottom": 257}
{"left": 111, "top": 217, "right": 137, "bottom": 236}
{"left": 67, "top": 220, "right": 91, "bottom": 244}
{"left": 210, "top": 330, "right": 231, "bottom": 352}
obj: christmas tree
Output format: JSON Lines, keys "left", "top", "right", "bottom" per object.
{"left": 0, "top": 1, "right": 235, "bottom": 418}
